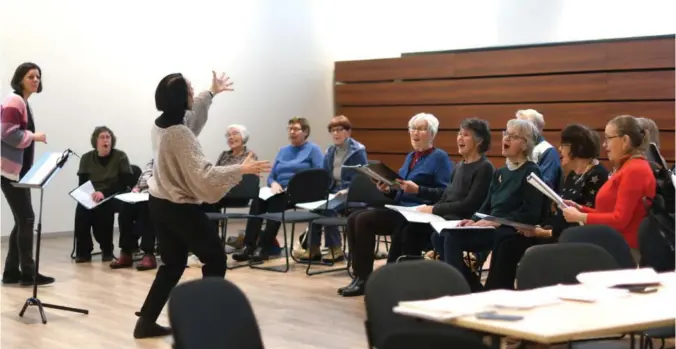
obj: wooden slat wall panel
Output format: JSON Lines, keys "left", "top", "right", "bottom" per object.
{"left": 336, "top": 71, "right": 675, "bottom": 106}
{"left": 352, "top": 130, "right": 676, "bottom": 161}
{"left": 335, "top": 36, "right": 675, "bottom": 82}
{"left": 339, "top": 101, "right": 675, "bottom": 131}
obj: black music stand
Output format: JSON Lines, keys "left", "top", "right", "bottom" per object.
{"left": 13, "top": 149, "right": 89, "bottom": 324}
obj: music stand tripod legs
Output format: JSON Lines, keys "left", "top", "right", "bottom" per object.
{"left": 14, "top": 150, "right": 89, "bottom": 324}
{"left": 18, "top": 188, "right": 89, "bottom": 324}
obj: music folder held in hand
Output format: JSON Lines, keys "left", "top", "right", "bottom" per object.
{"left": 343, "top": 162, "right": 402, "bottom": 188}
{"left": 13, "top": 150, "right": 90, "bottom": 324}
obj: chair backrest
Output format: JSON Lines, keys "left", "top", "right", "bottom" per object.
{"left": 285, "top": 168, "right": 331, "bottom": 205}
{"left": 365, "top": 260, "right": 471, "bottom": 348}
{"left": 225, "top": 174, "right": 261, "bottom": 200}
{"left": 131, "top": 164, "right": 143, "bottom": 182}
{"left": 346, "top": 174, "right": 395, "bottom": 210}
{"left": 169, "top": 277, "right": 264, "bottom": 349}
{"left": 380, "top": 330, "right": 489, "bottom": 349}
{"left": 638, "top": 217, "right": 675, "bottom": 272}
{"left": 516, "top": 243, "right": 619, "bottom": 290}
{"left": 559, "top": 225, "right": 636, "bottom": 269}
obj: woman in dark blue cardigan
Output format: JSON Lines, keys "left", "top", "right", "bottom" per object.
{"left": 292, "top": 116, "right": 367, "bottom": 262}
{"left": 339, "top": 113, "right": 453, "bottom": 297}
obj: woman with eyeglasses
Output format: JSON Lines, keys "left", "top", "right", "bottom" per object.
{"left": 486, "top": 123, "right": 609, "bottom": 291}
{"left": 562, "top": 115, "right": 656, "bottom": 262}
{"left": 447, "top": 119, "right": 545, "bottom": 291}
{"left": 232, "top": 117, "right": 324, "bottom": 263}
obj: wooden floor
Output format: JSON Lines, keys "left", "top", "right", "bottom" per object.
{"left": 0, "top": 224, "right": 372, "bottom": 349}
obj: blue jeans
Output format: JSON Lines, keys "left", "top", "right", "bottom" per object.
{"left": 308, "top": 209, "right": 342, "bottom": 248}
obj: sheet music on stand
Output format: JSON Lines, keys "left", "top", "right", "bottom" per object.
{"left": 16, "top": 152, "right": 65, "bottom": 188}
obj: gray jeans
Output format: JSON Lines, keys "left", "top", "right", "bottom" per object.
{"left": 1, "top": 176, "right": 35, "bottom": 274}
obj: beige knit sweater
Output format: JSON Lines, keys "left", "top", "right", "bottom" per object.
{"left": 148, "top": 124, "right": 243, "bottom": 204}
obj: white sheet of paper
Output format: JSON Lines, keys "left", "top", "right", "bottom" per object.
{"left": 554, "top": 284, "right": 630, "bottom": 303}
{"left": 69, "top": 181, "right": 114, "bottom": 210}
{"left": 20, "top": 152, "right": 62, "bottom": 186}
{"left": 385, "top": 205, "right": 444, "bottom": 223}
{"left": 527, "top": 173, "right": 568, "bottom": 209}
{"left": 576, "top": 268, "right": 661, "bottom": 288}
{"left": 259, "top": 187, "right": 283, "bottom": 201}
{"left": 429, "top": 220, "right": 495, "bottom": 233}
{"left": 115, "top": 192, "right": 149, "bottom": 203}
{"left": 295, "top": 194, "right": 337, "bottom": 210}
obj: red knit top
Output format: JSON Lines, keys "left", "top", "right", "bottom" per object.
{"left": 581, "top": 157, "right": 656, "bottom": 248}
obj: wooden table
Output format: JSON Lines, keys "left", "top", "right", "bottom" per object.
{"left": 398, "top": 273, "right": 676, "bottom": 347}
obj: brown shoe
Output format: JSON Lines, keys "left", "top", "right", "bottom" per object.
{"left": 110, "top": 253, "right": 133, "bottom": 269}
{"left": 136, "top": 255, "right": 157, "bottom": 271}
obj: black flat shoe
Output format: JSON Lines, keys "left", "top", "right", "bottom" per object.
{"left": 2, "top": 270, "right": 21, "bottom": 284}
{"left": 232, "top": 245, "right": 254, "bottom": 262}
{"left": 19, "top": 273, "right": 55, "bottom": 286}
{"left": 133, "top": 317, "right": 172, "bottom": 339}
{"left": 341, "top": 278, "right": 366, "bottom": 297}
{"left": 337, "top": 278, "right": 358, "bottom": 295}
{"left": 250, "top": 247, "right": 270, "bottom": 262}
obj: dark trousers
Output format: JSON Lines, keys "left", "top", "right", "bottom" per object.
{"left": 118, "top": 201, "right": 155, "bottom": 255}
{"left": 639, "top": 217, "right": 675, "bottom": 272}
{"left": 387, "top": 222, "right": 434, "bottom": 263}
{"left": 432, "top": 226, "right": 517, "bottom": 291}
{"left": 139, "top": 195, "right": 226, "bottom": 323}
{"left": 483, "top": 235, "right": 538, "bottom": 290}
{"left": 74, "top": 199, "right": 118, "bottom": 257}
{"left": 242, "top": 194, "right": 288, "bottom": 249}
{"left": 1, "top": 176, "right": 35, "bottom": 274}
{"left": 346, "top": 208, "right": 406, "bottom": 279}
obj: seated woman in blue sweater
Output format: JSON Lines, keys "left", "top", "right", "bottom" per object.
{"left": 339, "top": 113, "right": 453, "bottom": 297}
{"left": 292, "top": 115, "right": 367, "bottom": 262}
{"left": 447, "top": 119, "right": 545, "bottom": 291}
{"left": 233, "top": 117, "right": 324, "bottom": 262}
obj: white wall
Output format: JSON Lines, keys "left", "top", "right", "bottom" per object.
{"left": 1, "top": 0, "right": 673, "bottom": 235}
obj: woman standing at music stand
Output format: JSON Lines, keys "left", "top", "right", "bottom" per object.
{"left": 1, "top": 62, "right": 54, "bottom": 286}
{"left": 133, "top": 72, "right": 270, "bottom": 338}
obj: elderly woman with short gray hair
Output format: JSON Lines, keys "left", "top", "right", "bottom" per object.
{"left": 447, "top": 118, "right": 545, "bottom": 291}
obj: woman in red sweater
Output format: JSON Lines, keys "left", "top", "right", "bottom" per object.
{"left": 562, "top": 115, "right": 655, "bottom": 259}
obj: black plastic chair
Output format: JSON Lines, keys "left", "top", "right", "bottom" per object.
{"left": 380, "top": 329, "right": 490, "bottom": 349}
{"left": 251, "top": 169, "right": 332, "bottom": 273}
{"left": 205, "top": 174, "right": 260, "bottom": 270}
{"left": 641, "top": 326, "right": 675, "bottom": 349}
{"left": 168, "top": 277, "right": 264, "bottom": 349}
{"left": 304, "top": 174, "right": 395, "bottom": 276}
{"left": 364, "top": 260, "right": 474, "bottom": 349}
{"left": 516, "top": 243, "right": 619, "bottom": 290}
{"left": 559, "top": 224, "right": 636, "bottom": 269}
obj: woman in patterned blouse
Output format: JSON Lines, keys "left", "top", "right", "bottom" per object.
{"left": 484, "top": 124, "right": 609, "bottom": 291}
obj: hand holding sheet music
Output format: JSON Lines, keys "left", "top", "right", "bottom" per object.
{"left": 69, "top": 181, "right": 115, "bottom": 209}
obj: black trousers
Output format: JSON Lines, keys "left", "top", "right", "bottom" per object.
{"left": 74, "top": 199, "right": 118, "bottom": 256}
{"left": 387, "top": 222, "right": 435, "bottom": 263}
{"left": 118, "top": 201, "right": 155, "bottom": 255}
{"left": 242, "top": 194, "right": 289, "bottom": 249}
{"left": 346, "top": 208, "right": 407, "bottom": 279}
{"left": 139, "top": 195, "right": 226, "bottom": 323}
{"left": 483, "top": 234, "right": 538, "bottom": 291}
{"left": 1, "top": 176, "right": 35, "bottom": 274}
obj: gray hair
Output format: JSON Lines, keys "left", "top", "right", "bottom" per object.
{"left": 408, "top": 113, "right": 439, "bottom": 139}
{"left": 226, "top": 124, "right": 250, "bottom": 143}
{"left": 506, "top": 119, "right": 539, "bottom": 160}
{"left": 515, "top": 109, "right": 545, "bottom": 132}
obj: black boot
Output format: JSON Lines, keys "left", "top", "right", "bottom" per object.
{"left": 133, "top": 317, "right": 172, "bottom": 339}
{"left": 341, "top": 278, "right": 366, "bottom": 297}
{"left": 337, "top": 278, "right": 358, "bottom": 295}
{"left": 232, "top": 245, "right": 254, "bottom": 262}
{"left": 19, "top": 273, "right": 55, "bottom": 286}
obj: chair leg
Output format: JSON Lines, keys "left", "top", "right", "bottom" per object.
{"left": 249, "top": 221, "right": 290, "bottom": 273}
{"left": 305, "top": 224, "right": 350, "bottom": 276}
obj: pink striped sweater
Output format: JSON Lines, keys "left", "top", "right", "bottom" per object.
{"left": 1, "top": 94, "right": 34, "bottom": 181}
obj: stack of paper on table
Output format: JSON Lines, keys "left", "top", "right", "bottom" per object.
{"left": 385, "top": 205, "right": 495, "bottom": 233}
{"left": 115, "top": 192, "right": 150, "bottom": 203}
{"left": 394, "top": 289, "right": 562, "bottom": 321}
{"left": 576, "top": 268, "right": 662, "bottom": 288}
